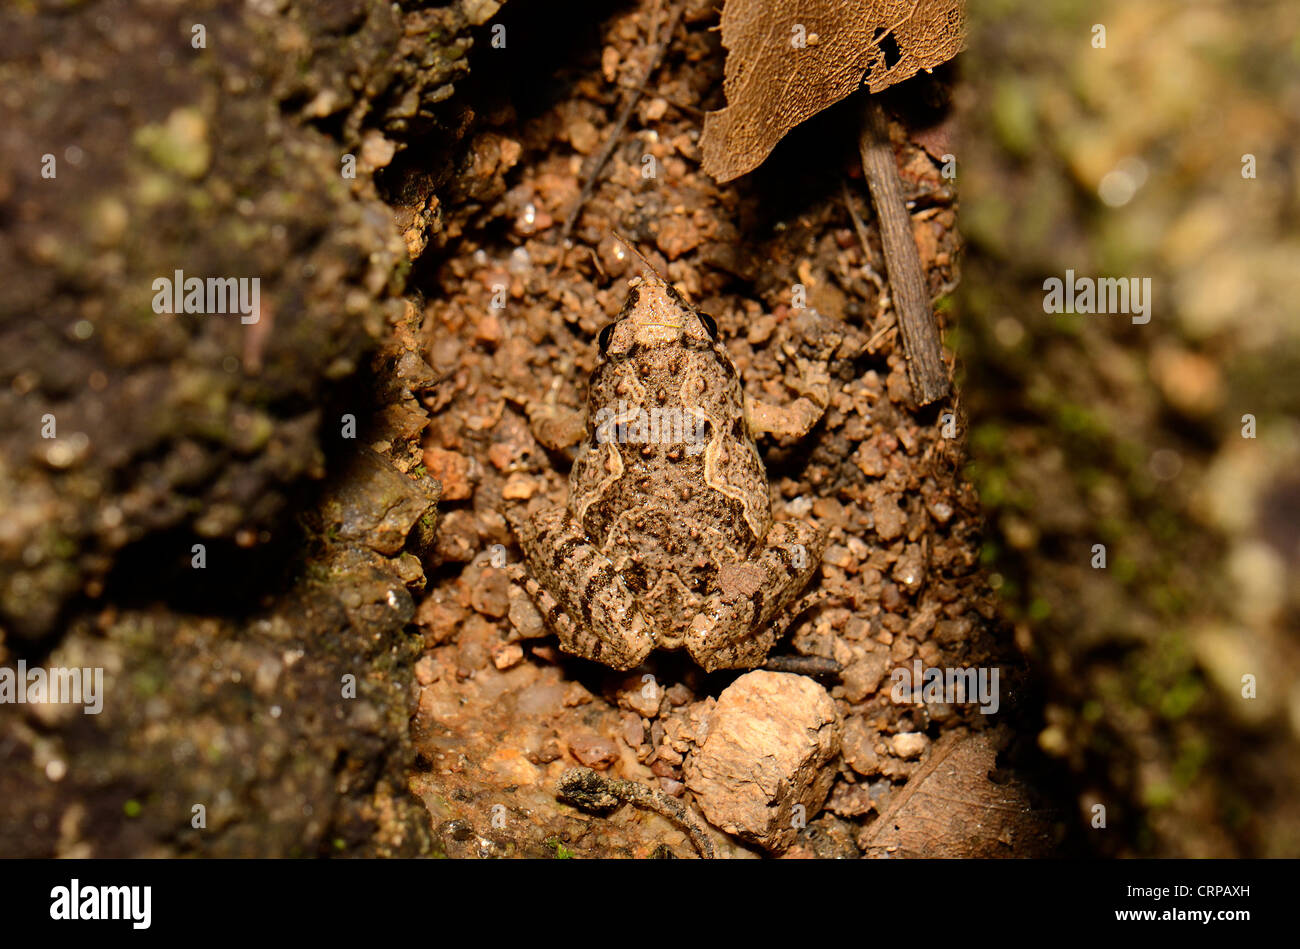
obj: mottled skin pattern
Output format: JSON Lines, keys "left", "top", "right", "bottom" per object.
{"left": 509, "top": 271, "right": 826, "bottom": 672}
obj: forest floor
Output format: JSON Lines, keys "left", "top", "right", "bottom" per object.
{"left": 399, "top": 0, "right": 1062, "bottom": 858}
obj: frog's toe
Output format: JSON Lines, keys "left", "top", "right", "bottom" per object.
{"left": 559, "top": 606, "right": 654, "bottom": 671}
{"left": 684, "top": 518, "right": 826, "bottom": 671}
{"left": 685, "top": 612, "right": 778, "bottom": 672}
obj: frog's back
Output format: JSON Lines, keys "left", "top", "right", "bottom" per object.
{"left": 571, "top": 345, "right": 769, "bottom": 571}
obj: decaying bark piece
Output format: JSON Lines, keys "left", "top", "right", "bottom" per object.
{"left": 701, "top": 0, "right": 964, "bottom": 183}
{"left": 858, "top": 97, "right": 951, "bottom": 405}
{"left": 684, "top": 671, "right": 840, "bottom": 852}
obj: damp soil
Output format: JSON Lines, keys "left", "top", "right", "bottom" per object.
{"left": 394, "top": 0, "right": 1066, "bottom": 858}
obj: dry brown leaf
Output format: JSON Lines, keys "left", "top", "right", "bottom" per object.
{"left": 701, "top": 0, "right": 965, "bottom": 183}
{"left": 860, "top": 731, "right": 1059, "bottom": 858}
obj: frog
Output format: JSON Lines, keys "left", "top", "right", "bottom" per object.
{"left": 507, "top": 260, "right": 833, "bottom": 673}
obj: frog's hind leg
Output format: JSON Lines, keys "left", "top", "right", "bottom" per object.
{"left": 508, "top": 505, "right": 654, "bottom": 671}
{"left": 684, "top": 519, "right": 826, "bottom": 673}
{"left": 505, "top": 563, "right": 572, "bottom": 639}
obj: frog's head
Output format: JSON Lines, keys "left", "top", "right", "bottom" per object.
{"left": 597, "top": 268, "right": 719, "bottom": 361}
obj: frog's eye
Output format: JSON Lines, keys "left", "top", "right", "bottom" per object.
{"left": 597, "top": 323, "right": 615, "bottom": 353}
{"left": 699, "top": 313, "right": 718, "bottom": 340}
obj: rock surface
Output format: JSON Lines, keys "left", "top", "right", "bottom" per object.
{"left": 684, "top": 671, "right": 840, "bottom": 852}
{"left": 0, "top": 0, "right": 482, "bottom": 857}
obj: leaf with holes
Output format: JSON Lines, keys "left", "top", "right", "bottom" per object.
{"left": 859, "top": 731, "right": 1059, "bottom": 858}
{"left": 701, "top": 0, "right": 965, "bottom": 183}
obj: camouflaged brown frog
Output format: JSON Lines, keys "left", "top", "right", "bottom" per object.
{"left": 508, "top": 262, "right": 834, "bottom": 672}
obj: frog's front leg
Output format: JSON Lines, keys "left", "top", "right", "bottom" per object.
{"left": 684, "top": 519, "right": 827, "bottom": 672}
{"left": 507, "top": 505, "right": 654, "bottom": 671}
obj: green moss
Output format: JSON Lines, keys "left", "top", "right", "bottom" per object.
{"left": 976, "top": 468, "right": 1011, "bottom": 507}
{"left": 1111, "top": 554, "right": 1138, "bottom": 585}
{"left": 993, "top": 575, "right": 1020, "bottom": 600}
{"left": 390, "top": 257, "right": 412, "bottom": 295}
{"left": 133, "top": 669, "right": 165, "bottom": 697}
{"left": 1143, "top": 783, "right": 1175, "bottom": 810}
{"left": 979, "top": 540, "right": 1001, "bottom": 566}
{"left": 1046, "top": 314, "right": 1082, "bottom": 336}
{"left": 544, "top": 836, "right": 574, "bottom": 859}
{"left": 991, "top": 80, "right": 1039, "bottom": 158}
{"left": 970, "top": 423, "right": 1006, "bottom": 454}
{"left": 1159, "top": 675, "right": 1204, "bottom": 721}
{"left": 1147, "top": 583, "right": 1187, "bottom": 618}
{"left": 1172, "top": 736, "right": 1210, "bottom": 786}
{"left": 1054, "top": 402, "right": 1105, "bottom": 440}
{"left": 133, "top": 108, "right": 211, "bottom": 179}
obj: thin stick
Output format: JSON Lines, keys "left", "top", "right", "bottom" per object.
{"left": 761, "top": 654, "right": 842, "bottom": 678}
{"left": 610, "top": 229, "right": 657, "bottom": 271}
{"left": 553, "top": 3, "right": 683, "bottom": 273}
{"left": 609, "top": 229, "right": 671, "bottom": 287}
{"left": 840, "top": 180, "right": 890, "bottom": 325}
{"left": 614, "top": 81, "right": 706, "bottom": 118}
{"left": 557, "top": 767, "right": 716, "bottom": 859}
{"left": 857, "top": 97, "right": 951, "bottom": 405}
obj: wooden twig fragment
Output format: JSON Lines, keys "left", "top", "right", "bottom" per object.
{"left": 857, "top": 97, "right": 951, "bottom": 405}
{"left": 840, "top": 180, "right": 890, "bottom": 325}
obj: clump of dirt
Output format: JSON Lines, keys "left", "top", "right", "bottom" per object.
{"left": 399, "top": 0, "right": 1062, "bottom": 857}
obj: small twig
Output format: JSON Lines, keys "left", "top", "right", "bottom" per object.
{"left": 857, "top": 97, "right": 951, "bottom": 405}
{"left": 840, "top": 180, "right": 890, "bottom": 326}
{"left": 761, "top": 654, "right": 843, "bottom": 678}
{"left": 841, "top": 180, "right": 873, "bottom": 258}
{"left": 553, "top": 2, "right": 683, "bottom": 273}
{"left": 613, "top": 80, "right": 706, "bottom": 118}
{"left": 610, "top": 229, "right": 663, "bottom": 276}
{"left": 557, "top": 767, "right": 716, "bottom": 859}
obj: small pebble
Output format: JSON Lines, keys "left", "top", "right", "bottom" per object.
{"left": 491, "top": 642, "right": 524, "bottom": 670}
{"left": 567, "top": 733, "right": 619, "bottom": 770}
{"left": 891, "top": 732, "right": 929, "bottom": 760}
